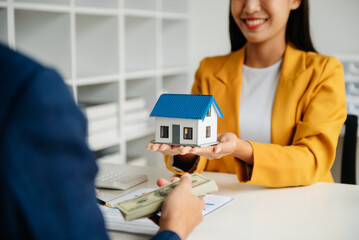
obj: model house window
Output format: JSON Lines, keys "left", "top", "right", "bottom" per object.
{"left": 206, "top": 126, "right": 211, "bottom": 138}
{"left": 206, "top": 107, "right": 211, "bottom": 117}
{"left": 183, "top": 127, "right": 193, "bottom": 140}
{"left": 160, "top": 126, "right": 169, "bottom": 138}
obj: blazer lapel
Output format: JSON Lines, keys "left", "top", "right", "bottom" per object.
{"left": 215, "top": 47, "right": 246, "bottom": 137}
{"left": 271, "top": 43, "right": 314, "bottom": 145}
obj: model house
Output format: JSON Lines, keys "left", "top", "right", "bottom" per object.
{"left": 150, "top": 94, "right": 223, "bottom": 147}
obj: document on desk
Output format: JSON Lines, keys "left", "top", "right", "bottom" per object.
{"left": 99, "top": 188, "right": 233, "bottom": 235}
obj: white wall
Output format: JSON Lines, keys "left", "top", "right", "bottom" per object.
{"left": 309, "top": 0, "right": 359, "bottom": 56}
{"left": 187, "top": 0, "right": 359, "bottom": 104}
{"left": 189, "top": 0, "right": 359, "bottom": 64}
{"left": 188, "top": 0, "right": 231, "bottom": 90}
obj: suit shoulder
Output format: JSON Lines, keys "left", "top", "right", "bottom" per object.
{"left": 303, "top": 51, "right": 342, "bottom": 70}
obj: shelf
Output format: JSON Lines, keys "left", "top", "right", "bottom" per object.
{"left": 126, "top": 77, "right": 157, "bottom": 111}
{"left": 76, "top": 14, "right": 119, "bottom": 78}
{"left": 6, "top": 0, "right": 191, "bottom": 165}
{"left": 125, "top": 15, "right": 156, "bottom": 71}
{"left": 98, "top": 152, "right": 122, "bottom": 164}
{"left": 163, "top": 73, "right": 190, "bottom": 94}
{"left": 75, "top": 74, "right": 120, "bottom": 86}
{"left": 125, "top": 77, "right": 156, "bottom": 143}
{"left": 342, "top": 57, "right": 359, "bottom": 118}
{"left": 15, "top": 0, "right": 69, "bottom": 4}
{"left": 124, "top": 9, "right": 157, "bottom": 18}
{"left": 89, "top": 134, "right": 120, "bottom": 152}
{"left": 75, "top": 0, "right": 118, "bottom": 9}
{"left": 124, "top": 0, "right": 156, "bottom": 11}
{"left": 162, "top": 18, "right": 188, "bottom": 68}
{"left": 345, "top": 75, "right": 359, "bottom": 83}
{"left": 74, "top": 7, "right": 118, "bottom": 16}
{"left": 125, "top": 125, "right": 154, "bottom": 142}
{"left": 127, "top": 155, "right": 147, "bottom": 166}
{"left": 347, "top": 82, "right": 359, "bottom": 95}
{"left": 336, "top": 55, "right": 359, "bottom": 62}
{"left": 14, "top": 2, "right": 70, "bottom": 13}
{"left": 126, "top": 135, "right": 162, "bottom": 167}
{"left": 161, "top": 12, "right": 188, "bottom": 20}
{"left": 125, "top": 69, "right": 158, "bottom": 80}
{"left": 162, "top": 66, "right": 189, "bottom": 75}
{"left": 77, "top": 82, "right": 119, "bottom": 104}
{"left": 94, "top": 145, "right": 120, "bottom": 162}
{"left": 14, "top": 9, "right": 72, "bottom": 79}
{"left": 0, "top": 7, "right": 7, "bottom": 45}
{"left": 162, "top": 0, "right": 188, "bottom": 14}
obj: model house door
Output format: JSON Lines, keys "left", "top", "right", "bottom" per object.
{"left": 172, "top": 124, "right": 180, "bottom": 144}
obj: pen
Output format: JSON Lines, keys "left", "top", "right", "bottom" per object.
{"left": 96, "top": 198, "right": 112, "bottom": 208}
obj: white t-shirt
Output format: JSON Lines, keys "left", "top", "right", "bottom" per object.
{"left": 239, "top": 59, "right": 282, "bottom": 143}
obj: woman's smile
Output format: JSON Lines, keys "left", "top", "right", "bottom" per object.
{"left": 242, "top": 17, "right": 267, "bottom": 29}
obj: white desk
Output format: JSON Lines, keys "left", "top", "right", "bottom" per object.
{"left": 98, "top": 163, "right": 359, "bottom": 240}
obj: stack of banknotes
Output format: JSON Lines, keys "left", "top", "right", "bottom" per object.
{"left": 115, "top": 173, "right": 218, "bottom": 221}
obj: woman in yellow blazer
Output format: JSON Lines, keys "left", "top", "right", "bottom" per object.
{"left": 147, "top": 0, "right": 347, "bottom": 187}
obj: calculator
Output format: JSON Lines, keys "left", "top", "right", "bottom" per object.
{"left": 95, "top": 171, "right": 148, "bottom": 190}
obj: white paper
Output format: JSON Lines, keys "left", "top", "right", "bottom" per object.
{"left": 99, "top": 188, "right": 233, "bottom": 236}
{"left": 99, "top": 188, "right": 158, "bottom": 235}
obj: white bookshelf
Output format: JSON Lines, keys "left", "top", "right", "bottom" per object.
{"left": 1, "top": 0, "right": 190, "bottom": 166}
{"left": 337, "top": 55, "right": 359, "bottom": 119}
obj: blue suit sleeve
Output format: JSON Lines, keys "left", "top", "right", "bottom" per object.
{"left": 2, "top": 67, "right": 109, "bottom": 239}
{"left": 150, "top": 230, "right": 181, "bottom": 240}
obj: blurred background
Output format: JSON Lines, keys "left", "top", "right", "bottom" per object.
{"left": 1, "top": 0, "right": 358, "bottom": 183}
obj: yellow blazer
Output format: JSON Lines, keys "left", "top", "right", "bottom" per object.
{"left": 165, "top": 43, "right": 347, "bottom": 187}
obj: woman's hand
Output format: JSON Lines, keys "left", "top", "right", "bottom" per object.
{"left": 189, "top": 133, "right": 238, "bottom": 160}
{"left": 146, "top": 141, "right": 182, "bottom": 156}
{"left": 146, "top": 133, "right": 237, "bottom": 158}
{"left": 146, "top": 133, "right": 253, "bottom": 164}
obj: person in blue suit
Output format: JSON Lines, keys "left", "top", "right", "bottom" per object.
{"left": 0, "top": 43, "right": 204, "bottom": 240}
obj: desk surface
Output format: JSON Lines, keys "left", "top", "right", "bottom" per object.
{"left": 98, "top": 163, "right": 359, "bottom": 240}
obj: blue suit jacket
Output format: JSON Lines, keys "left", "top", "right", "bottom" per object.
{"left": 0, "top": 44, "right": 180, "bottom": 240}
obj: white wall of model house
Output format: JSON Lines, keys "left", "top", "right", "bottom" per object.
{"left": 155, "top": 118, "right": 198, "bottom": 145}
{"left": 154, "top": 105, "right": 218, "bottom": 146}
{"left": 197, "top": 106, "right": 218, "bottom": 146}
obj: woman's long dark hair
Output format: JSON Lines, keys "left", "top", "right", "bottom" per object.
{"left": 229, "top": 0, "right": 317, "bottom": 53}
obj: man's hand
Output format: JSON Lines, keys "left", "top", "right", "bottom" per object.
{"left": 155, "top": 174, "right": 205, "bottom": 240}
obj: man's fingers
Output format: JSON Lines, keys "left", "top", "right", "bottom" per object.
{"left": 198, "top": 196, "right": 206, "bottom": 209}
{"left": 156, "top": 178, "right": 170, "bottom": 187}
{"left": 176, "top": 173, "right": 192, "bottom": 191}
{"left": 171, "top": 177, "right": 180, "bottom": 182}
{"left": 157, "top": 176, "right": 180, "bottom": 187}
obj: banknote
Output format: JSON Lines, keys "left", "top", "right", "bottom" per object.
{"left": 115, "top": 173, "right": 218, "bottom": 221}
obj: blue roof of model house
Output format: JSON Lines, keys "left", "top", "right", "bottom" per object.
{"left": 150, "top": 94, "right": 223, "bottom": 121}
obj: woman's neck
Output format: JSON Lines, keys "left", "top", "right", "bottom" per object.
{"left": 245, "top": 38, "right": 286, "bottom": 68}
